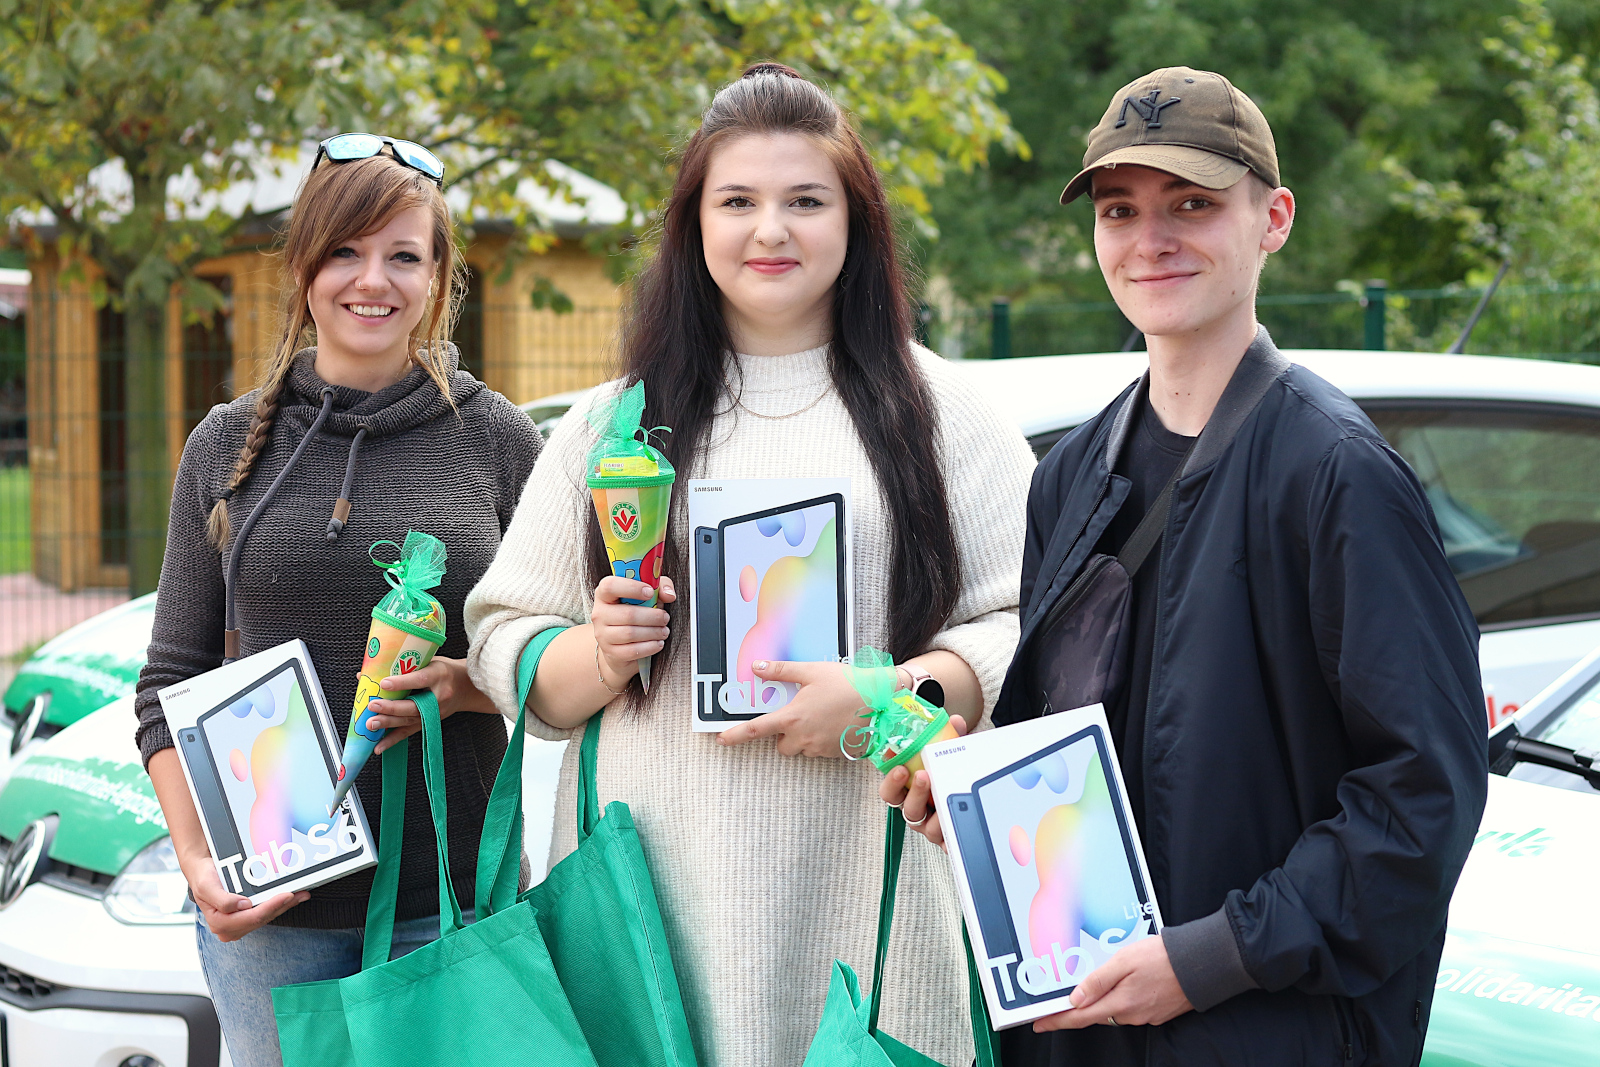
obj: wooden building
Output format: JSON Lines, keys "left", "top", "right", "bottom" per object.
{"left": 23, "top": 207, "right": 624, "bottom": 592}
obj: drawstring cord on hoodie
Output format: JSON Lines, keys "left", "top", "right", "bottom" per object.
{"left": 327, "top": 426, "right": 368, "bottom": 540}
{"left": 222, "top": 387, "right": 336, "bottom": 663}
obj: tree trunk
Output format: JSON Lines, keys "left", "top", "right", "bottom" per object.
{"left": 123, "top": 293, "right": 167, "bottom": 596}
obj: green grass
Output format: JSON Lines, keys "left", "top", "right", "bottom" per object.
{"left": 0, "top": 465, "right": 30, "bottom": 574}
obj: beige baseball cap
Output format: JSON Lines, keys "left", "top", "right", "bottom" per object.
{"left": 1060, "top": 67, "right": 1280, "bottom": 204}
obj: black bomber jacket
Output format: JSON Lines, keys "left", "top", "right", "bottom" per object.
{"left": 994, "top": 330, "right": 1488, "bottom": 1067}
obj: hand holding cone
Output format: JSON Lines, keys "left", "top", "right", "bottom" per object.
{"left": 585, "top": 380, "right": 676, "bottom": 692}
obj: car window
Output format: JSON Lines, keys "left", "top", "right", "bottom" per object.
{"left": 1366, "top": 403, "right": 1600, "bottom": 628}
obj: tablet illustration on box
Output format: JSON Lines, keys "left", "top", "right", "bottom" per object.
{"left": 688, "top": 478, "right": 853, "bottom": 731}
{"left": 922, "top": 705, "right": 1161, "bottom": 1029}
{"left": 159, "top": 640, "right": 375, "bottom": 903}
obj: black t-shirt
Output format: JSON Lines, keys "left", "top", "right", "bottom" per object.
{"left": 1093, "top": 395, "right": 1196, "bottom": 831}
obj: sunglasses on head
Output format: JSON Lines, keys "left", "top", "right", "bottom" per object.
{"left": 313, "top": 133, "right": 445, "bottom": 186}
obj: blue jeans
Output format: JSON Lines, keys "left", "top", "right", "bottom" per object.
{"left": 195, "top": 910, "right": 473, "bottom": 1067}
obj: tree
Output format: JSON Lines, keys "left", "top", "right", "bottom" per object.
{"left": 915, "top": 0, "right": 1600, "bottom": 308}
{"left": 1483, "top": 0, "right": 1600, "bottom": 284}
{"left": 1, "top": 0, "right": 1019, "bottom": 595}
{"left": 0, "top": 0, "right": 386, "bottom": 594}
{"left": 372, "top": 0, "right": 1023, "bottom": 254}
{"left": 1379, "top": 0, "right": 1600, "bottom": 354}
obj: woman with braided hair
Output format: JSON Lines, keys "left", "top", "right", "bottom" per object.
{"left": 134, "top": 138, "right": 542, "bottom": 1067}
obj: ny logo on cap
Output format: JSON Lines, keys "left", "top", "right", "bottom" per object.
{"left": 1115, "top": 88, "right": 1181, "bottom": 130}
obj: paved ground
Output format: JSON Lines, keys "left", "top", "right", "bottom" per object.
{"left": 0, "top": 572, "right": 129, "bottom": 693}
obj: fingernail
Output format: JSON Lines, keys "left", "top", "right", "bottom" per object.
{"left": 655, "top": 641, "right": 665, "bottom": 650}
{"left": 753, "top": 660, "right": 769, "bottom": 672}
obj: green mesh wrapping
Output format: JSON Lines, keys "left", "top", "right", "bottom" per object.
{"left": 371, "top": 531, "right": 448, "bottom": 639}
{"left": 585, "top": 380, "right": 676, "bottom": 486}
{"left": 840, "top": 646, "right": 950, "bottom": 772}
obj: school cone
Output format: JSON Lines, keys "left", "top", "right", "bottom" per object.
{"left": 584, "top": 380, "right": 677, "bottom": 696}
{"left": 329, "top": 532, "right": 447, "bottom": 815}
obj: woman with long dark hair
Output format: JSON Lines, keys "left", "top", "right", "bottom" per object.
{"left": 467, "top": 65, "right": 1034, "bottom": 1063}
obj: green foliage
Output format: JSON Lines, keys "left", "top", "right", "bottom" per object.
{"left": 1, "top": 0, "right": 1018, "bottom": 289}
{"left": 1385, "top": 0, "right": 1600, "bottom": 287}
{"left": 379, "top": 0, "right": 1021, "bottom": 250}
{"left": 528, "top": 274, "right": 575, "bottom": 314}
{"left": 916, "top": 0, "right": 1600, "bottom": 308}
{"left": 0, "top": 0, "right": 1019, "bottom": 592}
{"left": 1486, "top": 0, "right": 1600, "bottom": 284}
{"left": 0, "top": 0, "right": 384, "bottom": 298}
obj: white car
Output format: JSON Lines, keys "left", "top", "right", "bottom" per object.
{"left": 953, "top": 349, "right": 1600, "bottom": 720}
{"left": 2, "top": 348, "right": 1599, "bottom": 1065}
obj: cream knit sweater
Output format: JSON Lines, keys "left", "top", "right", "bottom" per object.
{"left": 465, "top": 344, "right": 1036, "bottom": 1066}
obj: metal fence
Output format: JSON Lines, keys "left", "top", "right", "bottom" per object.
{"left": 5, "top": 279, "right": 1600, "bottom": 690}
{"left": 929, "top": 281, "right": 1600, "bottom": 362}
{"left": 2, "top": 289, "right": 618, "bottom": 694}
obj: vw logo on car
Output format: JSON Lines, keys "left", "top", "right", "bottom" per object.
{"left": 0, "top": 816, "right": 53, "bottom": 910}
{"left": 9, "top": 692, "right": 49, "bottom": 757}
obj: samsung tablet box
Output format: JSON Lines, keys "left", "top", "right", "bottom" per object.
{"left": 922, "top": 705, "right": 1163, "bottom": 1029}
{"left": 687, "top": 477, "right": 854, "bottom": 731}
{"left": 158, "top": 639, "right": 375, "bottom": 904}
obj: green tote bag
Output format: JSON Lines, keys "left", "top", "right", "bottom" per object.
{"left": 482, "top": 645, "right": 700, "bottom": 1067}
{"left": 272, "top": 689, "right": 598, "bottom": 1067}
{"left": 803, "top": 807, "right": 1002, "bottom": 1067}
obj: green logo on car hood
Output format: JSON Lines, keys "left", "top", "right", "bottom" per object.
{"left": 1424, "top": 931, "right": 1600, "bottom": 1065}
{"left": 0, "top": 695, "right": 165, "bottom": 876}
{"left": 1422, "top": 776, "right": 1600, "bottom": 1065}
{"left": 1470, "top": 825, "right": 1554, "bottom": 858}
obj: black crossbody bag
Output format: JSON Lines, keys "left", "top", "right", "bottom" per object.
{"left": 1023, "top": 337, "right": 1288, "bottom": 718}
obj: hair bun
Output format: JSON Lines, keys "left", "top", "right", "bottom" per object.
{"left": 742, "top": 61, "right": 803, "bottom": 80}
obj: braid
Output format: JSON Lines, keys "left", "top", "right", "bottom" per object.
{"left": 206, "top": 370, "right": 290, "bottom": 550}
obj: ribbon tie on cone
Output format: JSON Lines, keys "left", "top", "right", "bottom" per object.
{"left": 839, "top": 646, "right": 956, "bottom": 775}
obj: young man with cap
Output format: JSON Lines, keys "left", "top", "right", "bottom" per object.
{"left": 884, "top": 68, "right": 1487, "bottom": 1065}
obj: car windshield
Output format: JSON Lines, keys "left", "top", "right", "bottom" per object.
{"left": 1508, "top": 672, "right": 1600, "bottom": 794}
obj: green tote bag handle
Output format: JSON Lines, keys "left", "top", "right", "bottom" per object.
{"left": 353, "top": 684, "right": 467, "bottom": 970}
{"left": 471, "top": 629, "right": 698, "bottom": 1067}
{"left": 356, "top": 688, "right": 476, "bottom": 955}
{"left": 358, "top": 736, "right": 412, "bottom": 969}
{"left": 869, "top": 807, "right": 1001, "bottom": 1067}
{"left": 359, "top": 678, "right": 535, "bottom": 958}
{"left": 472, "top": 631, "right": 605, "bottom": 921}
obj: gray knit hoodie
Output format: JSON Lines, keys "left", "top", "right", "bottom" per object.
{"left": 135, "top": 348, "right": 541, "bottom": 928}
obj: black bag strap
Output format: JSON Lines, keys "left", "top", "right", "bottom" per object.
{"left": 1115, "top": 435, "right": 1196, "bottom": 578}
{"left": 1113, "top": 329, "right": 1289, "bottom": 577}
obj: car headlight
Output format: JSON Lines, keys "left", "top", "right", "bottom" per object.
{"left": 103, "top": 836, "right": 196, "bottom": 925}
